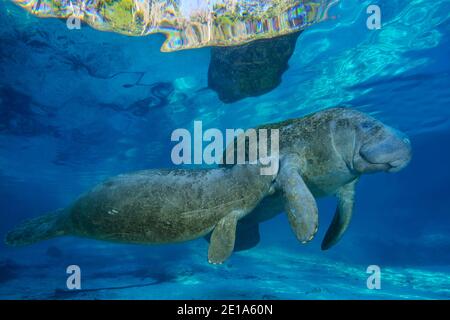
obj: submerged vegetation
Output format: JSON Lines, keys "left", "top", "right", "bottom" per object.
{"left": 101, "top": 0, "right": 138, "bottom": 34}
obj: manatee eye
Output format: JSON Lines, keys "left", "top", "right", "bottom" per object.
{"left": 360, "top": 121, "right": 373, "bottom": 131}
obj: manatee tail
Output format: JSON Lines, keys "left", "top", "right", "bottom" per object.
{"left": 5, "top": 209, "right": 70, "bottom": 246}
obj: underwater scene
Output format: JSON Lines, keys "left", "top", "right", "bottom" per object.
{"left": 0, "top": 0, "right": 449, "bottom": 300}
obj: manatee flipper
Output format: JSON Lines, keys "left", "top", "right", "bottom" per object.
{"left": 208, "top": 213, "right": 239, "bottom": 264}
{"left": 5, "top": 209, "right": 69, "bottom": 246}
{"left": 321, "top": 179, "right": 357, "bottom": 250}
{"left": 277, "top": 154, "right": 318, "bottom": 243}
{"left": 204, "top": 221, "right": 260, "bottom": 252}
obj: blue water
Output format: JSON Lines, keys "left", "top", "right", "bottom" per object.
{"left": 1, "top": 0, "right": 450, "bottom": 299}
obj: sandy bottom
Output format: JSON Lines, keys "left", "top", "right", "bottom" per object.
{"left": 1, "top": 236, "right": 449, "bottom": 300}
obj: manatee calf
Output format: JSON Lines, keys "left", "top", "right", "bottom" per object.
{"left": 5, "top": 108, "right": 411, "bottom": 263}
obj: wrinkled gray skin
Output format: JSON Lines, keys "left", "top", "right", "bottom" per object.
{"left": 216, "top": 107, "right": 412, "bottom": 251}
{"left": 5, "top": 108, "right": 412, "bottom": 264}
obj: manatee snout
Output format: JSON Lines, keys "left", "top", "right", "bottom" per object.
{"left": 385, "top": 134, "right": 412, "bottom": 173}
{"left": 356, "top": 127, "right": 412, "bottom": 173}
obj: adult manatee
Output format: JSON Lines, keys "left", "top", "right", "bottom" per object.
{"left": 5, "top": 108, "right": 412, "bottom": 263}
{"left": 215, "top": 107, "right": 412, "bottom": 251}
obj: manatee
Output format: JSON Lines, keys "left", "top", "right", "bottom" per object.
{"left": 5, "top": 108, "right": 412, "bottom": 263}
{"left": 6, "top": 165, "right": 275, "bottom": 264}
{"left": 219, "top": 107, "right": 413, "bottom": 251}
